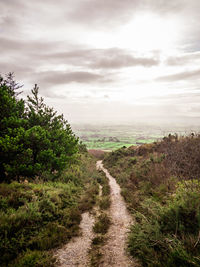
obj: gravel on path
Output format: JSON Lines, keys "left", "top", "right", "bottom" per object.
{"left": 54, "top": 212, "right": 94, "bottom": 267}
{"left": 96, "top": 160, "right": 137, "bottom": 267}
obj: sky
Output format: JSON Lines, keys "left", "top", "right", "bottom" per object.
{"left": 1, "top": 0, "right": 200, "bottom": 125}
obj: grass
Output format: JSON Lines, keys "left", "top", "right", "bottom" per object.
{"left": 72, "top": 124, "right": 164, "bottom": 150}
{"left": 0, "top": 153, "right": 100, "bottom": 267}
{"left": 99, "top": 196, "right": 110, "bottom": 210}
{"left": 93, "top": 213, "right": 111, "bottom": 234}
{"left": 128, "top": 182, "right": 200, "bottom": 266}
{"left": 90, "top": 212, "right": 111, "bottom": 267}
{"left": 90, "top": 236, "right": 104, "bottom": 267}
{"left": 84, "top": 141, "right": 134, "bottom": 150}
{"left": 0, "top": 181, "right": 81, "bottom": 266}
{"left": 10, "top": 250, "right": 55, "bottom": 267}
{"left": 103, "top": 134, "right": 200, "bottom": 266}
{"left": 89, "top": 169, "right": 111, "bottom": 266}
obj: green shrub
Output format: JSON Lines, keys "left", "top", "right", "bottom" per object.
{"left": 93, "top": 213, "right": 110, "bottom": 234}
{"left": 0, "top": 159, "right": 98, "bottom": 267}
{"left": 28, "top": 222, "right": 70, "bottom": 250}
{"left": 10, "top": 250, "right": 55, "bottom": 267}
{"left": 128, "top": 182, "right": 200, "bottom": 266}
{"left": 99, "top": 196, "right": 111, "bottom": 210}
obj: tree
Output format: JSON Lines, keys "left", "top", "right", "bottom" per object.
{"left": 25, "top": 84, "right": 79, "bottom": 176}
{"left": 0, "top": 74, "right": 79, "bottom": 181}
{"left": 0, "top": 74, "right": 27, "bottom": 181}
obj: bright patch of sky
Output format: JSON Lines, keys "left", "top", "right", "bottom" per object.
{"left": 1, "top": 0, "right": 200, "bottom": 124}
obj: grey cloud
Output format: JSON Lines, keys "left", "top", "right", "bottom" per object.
{"left": 144, "top": 0, "right": 187, "bottom": 14}
{"left": 41, "top": 90, "right": 68, "bottom": 99}
{"left": 38, "top": 71, "right": 108, "bottom": 86}
{"left": 157, "top": 69, "right": 200, "bottom": 82}
{"left": 68, "top": 0, "right": 140, "bottom": 27}
{"left": 43, "top": 48, "right": 159, "bottom": 69}
{"left": 0, "top": 0, "right": 26, "bottom": 9}
{"left": 0, "top": 37, "right": 61, "bottom": 78}
{"left": 91, "top": 55, "right": 158, "bottom": 69}
{"left": 0, "top": 37, "right": 60, "bottom": 53}
{"left": 166, "top": 51, "right": 200, "bottom": 66}
{"left": 68, "top": 0, "right": 191, "bottom": 28}
{"left": 0, "top": 37, "right": 80, "bottom": 78}
{"left": 0, "top": 1, "right": 29, "bottom": 37}
{"left": 0, "top": 62, "right": 33, "bottom": 77}
{"left": 1, "top": 0, "right": 200, "bottom": 38}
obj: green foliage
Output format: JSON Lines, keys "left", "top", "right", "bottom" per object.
{"left": 104, "top": 135, "right": 200, "bottom": 266}
{"left": 128, "top": 183, "right": 200, "bottom": 266}
{"left": 99, "top": 196, "right": 110, "bottom": 210}
{"left": 10, "top": 250, "right": 55, "bottom": 267}
{"left": 90, "top": 211, "right": 110, "bottom": 265}
{"left": 74, "top": 124, "right": 160, "bottom": 151}
{"left": 0, "top": 73, "right": 102, "bottom": 267}
{"left": 89, "top": 169, "right": 111, "bottom": 266}
{"left": 96, "top": 170, "right": 111, "bottom": 210}
{"left": 0, "top": 153, "right": 100, "bottom": 266}
{"left": 96, "top": 170, "right": 110, "bottom": 197}
{"left": 0, "top": 74, "right": 78, "bottom": 181}
{"left": 90, "top": 235, "right": 104, "bottom": 267}
{"left": 0, "top": 75, "right": 26, "bottom": 181}
{"left": 160, "top": 180, "right": 200, "bottom": 236}
{"left": 0, "top": 181, "right": 80, "bottom": 266}
{"left": 93, "top": 213, "right": 110, "bottom": 234}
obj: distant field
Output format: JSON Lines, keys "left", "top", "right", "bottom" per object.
{"left": 84, "top": 141, "right": 134, "bottom": 150}
{"left": 72, "top": 123, "right": 200, "bottom": 151}
{"left": 72, "top": 124, "right": 165, "bottom": 150}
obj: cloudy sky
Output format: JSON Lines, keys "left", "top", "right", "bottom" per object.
{"left": 1, "top": 0, "right": 200, "bottom": 125}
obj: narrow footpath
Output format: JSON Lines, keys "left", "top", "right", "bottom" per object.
{"left": 55, "top": 161, "right": 137, "bottom": 266}
{"left": 96, "top": 160, "right": 135, "bottom": 267}
{"left": 55, "top": 212, "right": 94, "bottom": 266}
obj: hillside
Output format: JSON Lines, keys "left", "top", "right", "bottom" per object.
{"left": 103, "top": 134, "right": 200, "bottom": 266}
{"left": 1, "top": 74, "right": 200, "bottom": 266}
{"left": 0, "top": 74, "right": 104, "bottom": 266}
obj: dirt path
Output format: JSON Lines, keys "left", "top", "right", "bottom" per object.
{"left": 54, "top": 161, "right": 136, "bottom": 267}
{"left": 96, "top": 160, "right": 135, "bottom": 267}
{"left": 54, "top": 212, "right": 94, "bottom": 267}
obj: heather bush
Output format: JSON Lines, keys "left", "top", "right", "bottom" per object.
{"left": 104, "top": 135, "right": 200, "bottom": 266}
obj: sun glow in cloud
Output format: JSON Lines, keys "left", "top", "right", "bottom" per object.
{"left": 84, "top": 13, "right": 181, "bottom": 53}
{"left": 1, "top": 0, "right": 200, "bottom": 124}
{"left": 116, "top": 13, "right": 181, "bottom": 51}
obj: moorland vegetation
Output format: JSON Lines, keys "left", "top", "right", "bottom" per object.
{"left": 0, "top": 73, "right": 102, "bottom": 266}
{"left": 2, "top": 73, "right": 200, "bottom": 267}
{"left": 104, "top": 134, "right": 200, "bottom": 266}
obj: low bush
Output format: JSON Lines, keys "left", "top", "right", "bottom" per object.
{"left": 0, "top": 154, "right": 100, "bottom": 266}
{"left": 129, "top": 182, "right": 200, "bottom": 266}
{"left": 99, "top": 196, "right": 111, "bottom": 210}
{"left": 10, "top": 250, "right": 55, "bottom": 267}
{"left": 103, "top": 135, "right": 200, "bottom": 266}
{"left": 93, "top": 213, "right": 111, "bottom": 234}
